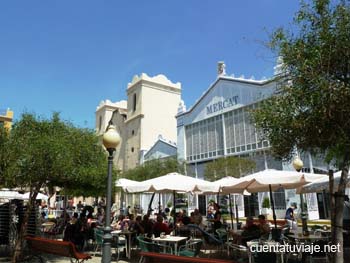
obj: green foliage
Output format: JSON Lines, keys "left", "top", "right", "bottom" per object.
{"left": 204, "top": 156, "right": 256, "bottom": 181}
{"left": 254, "top": 0, "right": 350, "bottom": 167}
{"left": 122, "top": 157, "right": 184, "bottom": 181}
{"left": 253, "top": 3, "right": 350, "bottom": 260}
{"left": 0, "top": 126, "right": 10, "bottom": 187}
{"left": 1, "top": 112, "right": 112, "bottom": 196}
{"left": 262, "top": 197, "right": 271, "bottom": 209}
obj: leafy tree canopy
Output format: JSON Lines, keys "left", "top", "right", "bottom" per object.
{"left": 1, "top": 112, "right": 113, "bottom": 197}
{"left": 254, "top": 0, "right": 350, "bottom": 167}
{"left": 122, "top": 157, "right": 184, "bottom": 181}
{"left": 253, "top": 1, "right": 349, "bottom": 261}
{"left": 204, "top": 156, "right": 256, "bottom": 181}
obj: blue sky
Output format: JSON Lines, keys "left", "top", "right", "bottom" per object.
{"left": 1, "top": 0, "right": 300, "bottom": 128}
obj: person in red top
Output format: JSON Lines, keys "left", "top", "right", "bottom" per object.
{"left": 153, "top": 215, "right": 172, "bottom": 237}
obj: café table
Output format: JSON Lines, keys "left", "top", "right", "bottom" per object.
{"left": 111, "top": 229, "right": 134, "bottom": 259}
{"left": 289, "top": 231, "right": 330, "bottom": 263}
{"left": 153, "top": 235, "right": 188, "bottom": 255}
{"left": 290, "top": 232, "right": 330, "bottom": 241}
{"left": 41, "top": 221, "right": 55, "bottom": 236}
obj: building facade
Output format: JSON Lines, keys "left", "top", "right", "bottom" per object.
{"left": 96, "top": 73, "right": 181, "bottom": 171}
{"left": 176, "top": 62, "right": 323, "bottom": 219}
{"left": 176, "top": 63, "right": 282, "bottom": 176}
{"left": 143, "top": 135, "right": 177, "bottom": 163}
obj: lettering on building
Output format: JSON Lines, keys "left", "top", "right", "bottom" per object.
{"left": 206, "top": 95, "right": 239, "bottom": 115}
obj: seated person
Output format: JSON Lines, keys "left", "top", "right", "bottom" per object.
{"left": 258, "top": 214, "right": 271, "bottom": 239}
{"left": 207, "top": 201, "right": 215, "bottom": 219}
{"left": 191, "top": 209, "right": 203, "bottom": 226}
{"left": 70, "top": 212, "right": 79, "bottom": 225}
{"left": 127, "top": 214, "right": 136, "bottom": 230}
{"left": 133, "top": 215, "right": 145, "bottom": 235}
{"left": 177, "top": 216, "right": 192, "bottom": 237}
{"left": 141, "top": 214, "right": 154, "bottom": 237}
{"left": 112, "top": 214, "right": 125, "bottom": 230}
{"left": 231, "top": 217, "right": 261, "bottom": 246}
{"left": 176, "top": 210, "right": 185, "bottom": 226}
{"left": 153, "top": 215, "right": 172, "bottom": 237}
{"left": 213, "top": 203, "right": 222, "bottom": 233}
{"left": 96, "top": 208, "right": 105, "bottom": 226}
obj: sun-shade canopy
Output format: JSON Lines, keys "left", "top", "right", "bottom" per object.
{"left": 221, "top": 169, "right": 328, "bottom": 194}
{"left": 0, "top": 189, "right": 24, "bottom": 199}
{"left": 297, "top": 171, "right": 349, "bottom": 194}
{"left": 22, "top": 192, "right": 49, "bottom": 200}
{"left": 117, "top": 172, "right": 215, "bottom": 194}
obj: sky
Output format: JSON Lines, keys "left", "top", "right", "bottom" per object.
{"left": 1, "top": 0, "right": 300, "bottom": 129}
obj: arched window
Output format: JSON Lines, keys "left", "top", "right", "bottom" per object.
{"left": 99, "top": 116, "right": 102, "bottom": 131}
{"left": 133, "top": 93, "right": 137, "bottom": 111}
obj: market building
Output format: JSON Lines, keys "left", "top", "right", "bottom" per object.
{"left": 176, "top": 62, "right": 324, "bottom": 219}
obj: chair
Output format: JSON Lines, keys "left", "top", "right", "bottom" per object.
{"left": 93, "top": 228, "right": 104, "bottom": 256}
{"left": 227, "top": 243, "right": 249, "bottom": 263}
{"left": 249, "top": 239, "right": 277, "bottom": 263}
{"left": 178, "top": 239, "right": 203, "bottom": 257}
{"left": 187, "top": 224, "right": 223, "bottom": 255}
{"left": 46, "top": 220, "right": 66, "bottom": 239}
{"left": 305, "top": 240, "right": 330, "bottom": 263}
{"left": 137, "top": 235, "right": 172, "bottom": 263}
{"left": 216, "top": 228, "right": 228, "bottom": 249}
{"left": 112, "top": 233, "right": 126, "bottom": 262}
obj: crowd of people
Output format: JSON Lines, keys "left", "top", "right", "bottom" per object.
{"left": 39, "top": 196, "right": 350, "bottom": 256}
{"left": 40, "top": 201, "right": 207, "bottom": 252}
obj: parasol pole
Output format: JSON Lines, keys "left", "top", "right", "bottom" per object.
{"left": 269, "top": 184, "right": 277, "bottom": 229}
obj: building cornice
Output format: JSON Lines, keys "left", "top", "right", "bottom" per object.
{"left": 125, "top": 113, "right": 144, "bottom": 124}
{"left": 176, "top": 76, "right": 277, "bottom": 118}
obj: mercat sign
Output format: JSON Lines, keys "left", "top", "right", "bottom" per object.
{"left": 206, "top": 95, "right": 239, "bottom": 115}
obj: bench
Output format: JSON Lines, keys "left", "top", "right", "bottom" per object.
{"left": 139, "top": 252, "right": 237, "bottom": 263}
{"left": 25, "top": 236, "right": 92, "bottom": 263}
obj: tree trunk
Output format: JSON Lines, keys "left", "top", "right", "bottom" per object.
{"left": 12, "top": 192, "right": 38, "bottom": 263}
{"left": 331, "top": 168, "right": 349, "bottom": 263}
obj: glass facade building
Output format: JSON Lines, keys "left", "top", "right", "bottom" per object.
{"left": 177, "top": 71, "right": 326, "bottom": 220}
{"left": 184, "top": 103, "right": 270, "bottom": 163}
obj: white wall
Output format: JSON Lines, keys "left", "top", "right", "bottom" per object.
{"left": 141, "top": 85, "right": 180, "bottom": 151}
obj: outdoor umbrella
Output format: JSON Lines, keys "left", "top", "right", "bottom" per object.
{"left": 221, "top": 169, "right": 327, "bottom": 228}
{"left": 120, "top": 172, "right": 214, "bottom": 194}
{"left": 119, "top": 172, "right": 214, "bottom": 224}
{"left": 297, "top": 171, "right": 349, "bottom": 194}
{"left": 0, "top": 189, "right": 24, "bottom": 199}
{"left": 22, "top": 192, "right": 49, "bottom": 200}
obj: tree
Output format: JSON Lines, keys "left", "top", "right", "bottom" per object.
{"left": 204, "top": 156, "right": 256, "bottom": 181}
{"left": 0, "top": 126, "right": 11, "bottom": 187}
{"left": 122, "top": 157, "right": 184, "bottom": 181}
{"left": 1, "top": 112, "right": 112, "bottom": 262}
{"left": 253, "top": 1, "right": 350, "bottom": 262}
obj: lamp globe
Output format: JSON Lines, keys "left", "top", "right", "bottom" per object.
{"left": 292, "top": 157, "right": 303, "bottom": 172}
{"left": 103, "top": 125, "right": 120, "bottom": 149}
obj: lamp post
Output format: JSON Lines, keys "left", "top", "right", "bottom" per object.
{"left": 102, "top": 125, "right": 120, "bottom": 263}
{"left": 292, "top": 157, "right": 309, "bottom": 235}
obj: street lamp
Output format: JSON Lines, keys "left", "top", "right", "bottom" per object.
{"left": 292, "top": 156, "right": 309, "bottom": 235}
{"left": 102, "top": 125, "right": 120, "bottom": 263}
